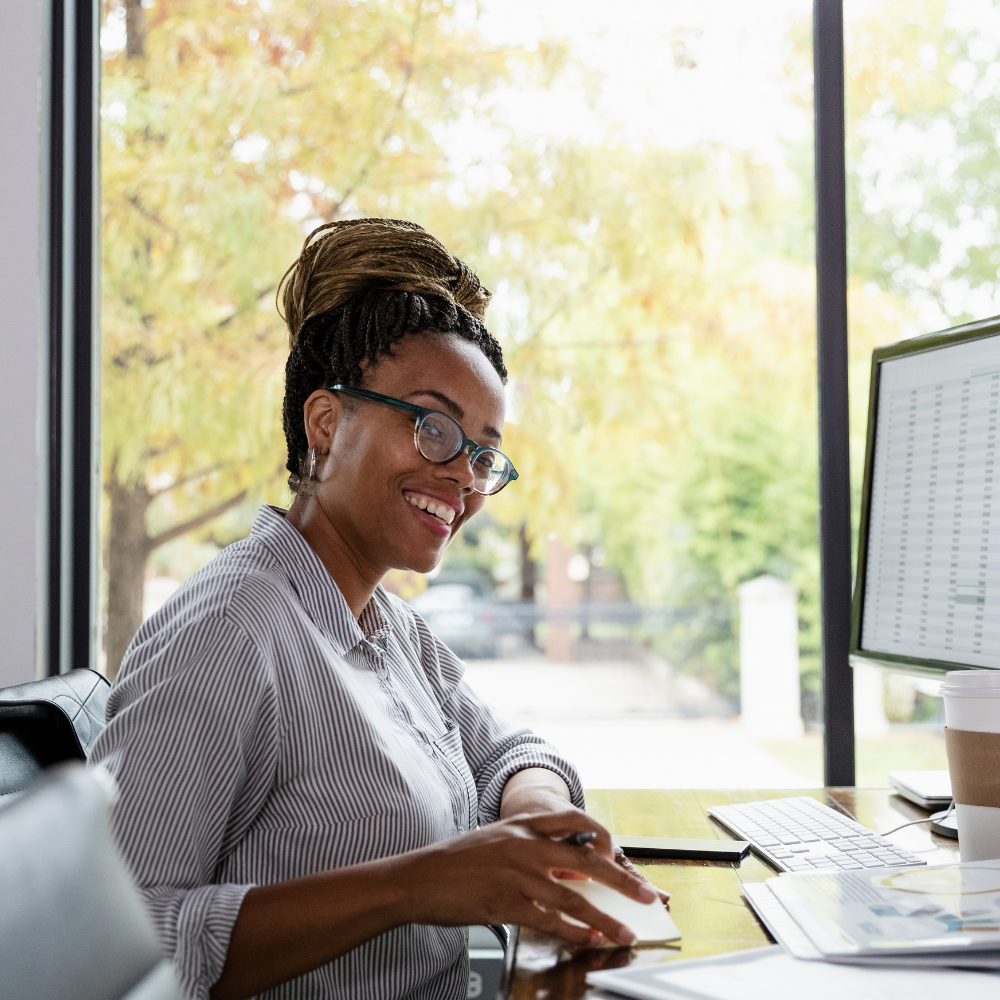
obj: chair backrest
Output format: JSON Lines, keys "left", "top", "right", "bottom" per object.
{"left": 0, "top": 668, "right": 110, "bottom": 803}
{"left": 0, "top": 763, "right": 182, "bottom": 1000}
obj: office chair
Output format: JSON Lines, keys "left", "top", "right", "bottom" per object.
{"left": 0, "top": 762, "right": 182, "bottom": 999}
{"left": 0, "top": 667, "right": 110, "bottom": 805}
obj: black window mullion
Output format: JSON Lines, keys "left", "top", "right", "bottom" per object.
{"left": 46, "top": 0, "right": 99, "bottom": 676}
{"left": 814, "top": 0, "right": 856, "bottom": 786}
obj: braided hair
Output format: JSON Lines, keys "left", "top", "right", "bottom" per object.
{"left": 278, "top": 219, "right": 507, "bottom": 492}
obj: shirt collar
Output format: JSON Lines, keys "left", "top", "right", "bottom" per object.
{"left": 250, "top": 505, "right": 390, "bottom": 654}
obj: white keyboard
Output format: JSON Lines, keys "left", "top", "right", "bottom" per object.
{"left": 706, "top": 796, "right": 926, "bottom": 873}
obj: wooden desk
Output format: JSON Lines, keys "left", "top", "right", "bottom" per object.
{"left": 503, "top": 788, "right": 960, "bottom": 1000}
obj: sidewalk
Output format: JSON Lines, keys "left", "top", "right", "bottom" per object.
{"left": 464, "top": 658, "right": 820, "bottom": 789}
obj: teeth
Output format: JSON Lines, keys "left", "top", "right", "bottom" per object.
{"left": 406, "top": 493, "right": 456, "bottom": 525}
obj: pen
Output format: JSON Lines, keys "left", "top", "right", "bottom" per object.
{"left": 562, "top": 831, "right": 598, "bottom": 847}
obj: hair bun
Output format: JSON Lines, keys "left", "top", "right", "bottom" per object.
{"left": 278, "top": 219, "right": 491, "bottom": 344}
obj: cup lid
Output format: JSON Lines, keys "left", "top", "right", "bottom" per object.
{"left": 940, "top": 669, "right": 1000, "bottom": 697}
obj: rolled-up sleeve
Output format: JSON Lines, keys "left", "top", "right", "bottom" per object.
{"left": 409, "top": 612, "right": 585, "bottom": 825}
{"left": 90, "top": 615, "right": 279, "bottom": 1000}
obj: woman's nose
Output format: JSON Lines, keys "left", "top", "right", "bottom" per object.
{"left": 443, "top": 449, "right": 476, "bottom": 491}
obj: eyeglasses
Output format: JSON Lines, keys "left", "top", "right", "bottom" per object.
{"left": 328, "top": 385, "right": 519, "bottom": 496}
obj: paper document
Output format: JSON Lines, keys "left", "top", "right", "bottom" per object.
{"left": 556, "top": 878, "right": 680, "bottom": 945}
{"left": 742, "top": 882, "right": 822, "bottom": 959}
{"left": 768, "top": 859, "right": 1000, "bottom": 963}
{"left": 585, "top": 944, "right": 1000, "bottom": 1000}
{"left": 744, "top": 880, "right": 1000, "bottom": 969}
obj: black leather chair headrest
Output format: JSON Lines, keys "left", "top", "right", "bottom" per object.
{"left": 0, "top": 670, "right": 110, "bottom": 801}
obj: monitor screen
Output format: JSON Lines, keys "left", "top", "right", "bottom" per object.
{"left": 851, "top": 319, "right": 1000, "bottom": 674}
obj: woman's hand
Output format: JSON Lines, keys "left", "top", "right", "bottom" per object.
{"left": 402, "top": 808, "right": 659, "bottom": 947}
{"left": 211, "top": 797, "right": 660, "bottom": 999}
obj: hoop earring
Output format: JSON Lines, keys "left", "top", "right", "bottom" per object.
{"left": 309, "top": 447, "right": 317, "bottom": 481}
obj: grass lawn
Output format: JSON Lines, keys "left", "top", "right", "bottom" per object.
{"left": 760, "top": 729, "right": 948, "bottom": 788}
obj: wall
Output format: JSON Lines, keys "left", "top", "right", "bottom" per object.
{"left": 0, "top": 0, "right": 44, "bottom": 685}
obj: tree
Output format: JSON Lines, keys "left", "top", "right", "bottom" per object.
{"left": 99, "top": 0, "right": 565, "bottom": 673}
{"left": 843, "top": 0, "right": 1000, "bottom": 325}
{"left": 104, "top": 0, "right": 878, "bottom": 704}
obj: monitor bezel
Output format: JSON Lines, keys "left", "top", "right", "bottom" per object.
{"left": 850, "top": 313, "right": 1000, "bottom": 677}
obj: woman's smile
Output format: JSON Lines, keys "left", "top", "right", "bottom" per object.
{"left": 403, "top": 489, "right": 462, "bottom": 533}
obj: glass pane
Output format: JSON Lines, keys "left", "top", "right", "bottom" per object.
{"left": 100, "top": 0, "right": 818, "bottom": 789}
{"left": 843, "top": 0, "right": 1000, "bottom": 785}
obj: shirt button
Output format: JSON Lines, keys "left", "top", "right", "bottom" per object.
{"left": 422, "top": 743, "right": 434, "bottom": 756}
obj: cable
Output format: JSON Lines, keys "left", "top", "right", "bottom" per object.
{"left": 880, "top": 801, "right": 954, "bottom": 837}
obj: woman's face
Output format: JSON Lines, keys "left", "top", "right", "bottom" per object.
{"left": 306, "top": 332, "right": 507, "bottom": 575}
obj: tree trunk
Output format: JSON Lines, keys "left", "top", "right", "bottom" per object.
{"left": 518, "top": 521, "right": 538, "bottom": 649}
{"left": 125, "top": 0, "right": 146, "bottom": 59}
{"left": 106, "top": 476, "right": 153, "bottom": 679}
{"left": 104, "top": 464, "right": 249, "bottom": 678}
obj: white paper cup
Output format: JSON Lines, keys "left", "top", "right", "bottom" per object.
{"left": 941, "top": 670, "right": 1000, "bottom": 863}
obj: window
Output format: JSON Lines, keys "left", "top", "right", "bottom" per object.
{"left": 842, "top": 0, "right": 1000, "bottom": 784}
{"left": 98, "top": 0, "right": 834, "bottom": 788}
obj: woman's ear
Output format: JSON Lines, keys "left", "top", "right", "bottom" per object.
{"left": 302, "top": 389, "right": 344, "bottom": 456}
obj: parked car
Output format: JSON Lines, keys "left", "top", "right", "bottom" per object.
{"left": 409, "top": 582, "right": 498, "bottom": 660}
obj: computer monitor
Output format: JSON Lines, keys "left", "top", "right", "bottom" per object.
{"left": 850, "top": 316, "right": 1000, "bottom": 676}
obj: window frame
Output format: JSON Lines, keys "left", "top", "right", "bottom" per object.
{"left": 54, "top": 0, "right": 857, "bottom": 783}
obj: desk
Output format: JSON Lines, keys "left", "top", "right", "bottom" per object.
{"left": 503, "top": 788, "right": 960, "bottom": 1000}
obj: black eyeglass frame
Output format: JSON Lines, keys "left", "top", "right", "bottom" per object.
{"left": 328, "top": 385, "right": 519, "bottom": 495}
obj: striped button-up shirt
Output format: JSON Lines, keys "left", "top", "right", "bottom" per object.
{"left": 91, "top": 505, "right": 583, "bottom": 1000}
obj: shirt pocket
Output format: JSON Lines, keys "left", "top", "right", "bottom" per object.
{"left": 432, "top": 719, "right": 478, "bottom": 832}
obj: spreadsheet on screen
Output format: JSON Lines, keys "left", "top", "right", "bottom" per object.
{"left": 861, "top": 333, "right": 1000, "bottom": 667}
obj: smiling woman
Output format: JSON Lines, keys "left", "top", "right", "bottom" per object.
{"left": 89, "top": 219, "right": 662, "bottom": 1000}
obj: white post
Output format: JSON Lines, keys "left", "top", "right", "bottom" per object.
{"left": 738, "top": 576, "right": 803, "bottom": 740}
{"left": 853, "top": 662, "right": 889, "bottom": 738}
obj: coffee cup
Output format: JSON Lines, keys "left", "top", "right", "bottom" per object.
{"left": 941, "top": 670, "right": 1000, "bottom": 863}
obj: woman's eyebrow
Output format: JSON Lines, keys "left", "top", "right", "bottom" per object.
{"left": 406, "top": 389, "right": 463, "bottom": 418}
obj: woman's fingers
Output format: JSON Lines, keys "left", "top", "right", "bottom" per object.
{"left": 532, "top": 880, "right": 637, "bottom": 946}
{"left": 519, "top": 902, "right": 602, "bottom": 948}
{"left": 519, "top": 809, "right": 616, "bottom": 858}
{"left": 543, "top": 842, "right": 657, "bottom": 904}
{"left": 614, "top": 848, "right": 671, "bottom": 905}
